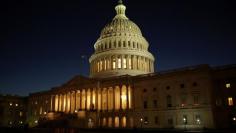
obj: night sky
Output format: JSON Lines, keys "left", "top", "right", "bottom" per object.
{"left": 1, "top": 0, "right": 236, "bottom": 96}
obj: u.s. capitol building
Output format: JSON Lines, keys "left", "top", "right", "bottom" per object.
{"left": 3, "top": 0, "right": 235, "bottom": 129}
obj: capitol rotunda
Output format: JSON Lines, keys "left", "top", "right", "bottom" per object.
{"left": 89, "top": 0, "right": 155, "bottom": 78}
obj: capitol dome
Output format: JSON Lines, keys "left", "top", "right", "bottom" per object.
{"left": 89, "top": 0, "right": 155, "bottom": 78}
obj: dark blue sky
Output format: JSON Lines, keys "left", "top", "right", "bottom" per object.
{"left": 1, "top": 0, "right": 236, "bottom": 96}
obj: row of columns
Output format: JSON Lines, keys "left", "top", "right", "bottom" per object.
{"left": 95, "top": 40, "right": 147, "bottom": 52}
{"left": 100, "top": 116, "right": 134, "bottom": 128}
{"left": 50, "top": 85, "right": 132, "bottom": 113}
{"left": 90, "top": 55, "right": 154, "bottom": 74}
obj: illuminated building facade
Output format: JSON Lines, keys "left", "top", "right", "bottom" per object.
{"left": 0, "top": 95, "right": 27, "bottom": 127}
{"left": 1, "top": 0, "right": 236, "bottom": 129}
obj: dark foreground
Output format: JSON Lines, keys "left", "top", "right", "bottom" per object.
{"left": 1, "top": 127, "right": 236, "bottom": 133}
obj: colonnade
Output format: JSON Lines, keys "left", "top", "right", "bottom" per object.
{"left": 51, "top": 85, "right": 132, "bottom": 113}
{"left": 95, "top": 40, "right": 147, "bottom": 52}
{"left": 90, "top": 55, "right": 154, "bottom": 74}
{"left": 99, "top": 116, "right": 134, "bottom": 128}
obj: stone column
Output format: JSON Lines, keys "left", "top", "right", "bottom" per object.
{"left": 113, "top": 87, "right": 115, "bottom": 111}
{"left": 121, "top": 55, "right": 124, "bottom": 69}
{"left": 107, "top": 88, "right": 109, "bottom": 111}
{"left": 126, "top": 85, "right": 129, "bottom": 110}
{"left": 116, "top": 55, "right": 118, "bottom": 69}
{"left": 74, "top": 91, "right": 77, "bottom": 112}
{"left": 101, "top": 88, "right": 103, "bottom": 111}
{"left": 80, "top": 90, "right": 82, "bottom": 110}
{"left": 120, "top": 85, "right": 122, "bottom": 110}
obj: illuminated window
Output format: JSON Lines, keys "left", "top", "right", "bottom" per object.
{"left": 122, "top": 116, "right": 126, "bottom": 127}
{"left": 102, "top": 117, "right": 106, "bottom": 127}
{"left": 226, "top": 83, "right": 231, "bottom": 88}
{"left": 19, "top": 111, "right": 23, "bottom": 117}
{"left": 195, "top": 115, "right": 201, "bottom": 124}
{"left": 114, "top": 116, "right": 119, "bottom": 128}
{"left": 128, "top": 58, "right": 132, "bottom": 69}
{"left": 118, "top": 57, "right": 121, "bottom": 68}
{"left": 97, "top": 62, "right": 99, "bottom": 72}
{"left": 15, "top": 103, "right": 18, "bottom": 107}
{"left": 183, "top": 115, "right": 187, "bottom": 124}
{"left": 228, "top": 97, "right": 233, "bottom": 106}
{"left": 108, "top": 117, "right": 112, "bottom": 127}
{"left": 112, "top": 58, "right": 116, "bottom": 69}
{"left": 9, "top": 103, "right": 12, "bottom": 106}
{"left": 123, "top": 58, "right": 127, "bottom": 69}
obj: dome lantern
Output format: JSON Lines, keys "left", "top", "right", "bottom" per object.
{"left": 114, "top": 0, "right": 128, "bottom": 20}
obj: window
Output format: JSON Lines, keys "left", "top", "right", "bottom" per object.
{"left": 118, "top": 57, "right": 121, "bottom": 68}
{"left": 144, "top": 116, "right": 148, "bottom": 123}
{"left": 226, "top": 83, "right": 231, "bottom": 88}
{"left": 112, "top": 58, "right": 116, "bottom": 69}
{"left": 123, "top": 41, "right": 126, "bottom": 47}
{"left": 153, "top": 88, "right": 157, "bottom": 91}
{"left": 118, "top": 41, "right": 121, "bottom": 47}
{"left": 195, "top": 115, "right": 201, "bottom": 124}
{"left": 143, "top": 101, "right": 148, "bottom": 109}
{"left": 228, "top": 97, "right": 233, "bottom": 106}
{"left": 154, "top": 116, "right": 159, "bottom": 125}
{"left": 123, "top": 58, "right": 127, "bottom": 69}
{"left": 193, "top": 82, "right": 197, "bottom": 87}
{"left": 180, "top": 84, "right": 185, "bottom": 88}
{"left": 167, "top": 95, "right": 172, "bottom": 107}
{"left": 19, "top": 111, "right": 23, "bottom": 117}
{"left": 166, "top": 86, "right": 170, "bottom": 90}
{"left": 109, "top": 41, "right": 111, "bottom": 48}
{"left": 114, "top": 41, "right": 117, "bottom": 48}
{"left": 181, "top": 95, "right": 187, "bottom": 106}
{"left": 216, "top": 99, "right": 222, "bottom": 106}
{"left": 193, "top": 95, "right": 199, "bottom": 105}
{"left": 183, "top": 115, "right": 187, "bottom": 124}
{"left": 153, "top": 100, "right": 157, "bottom": 108}
{"left": 168, "top": 118, "right": 173, "bottom": 125}
{"left": 143, "top": 89, "right": 147, "bottom": 93}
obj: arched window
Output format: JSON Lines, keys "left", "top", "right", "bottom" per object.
{"left": 122, "top": 116, "right": 126, "bottom": 127}
{"left": 115, "top": 116, "right": 119, "bottom": 128}
{"left": 102, "top": 117, "right": 106, "bottom": 127}
{"left": 108, "top": 117, "right": 112, "bottom": 127}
